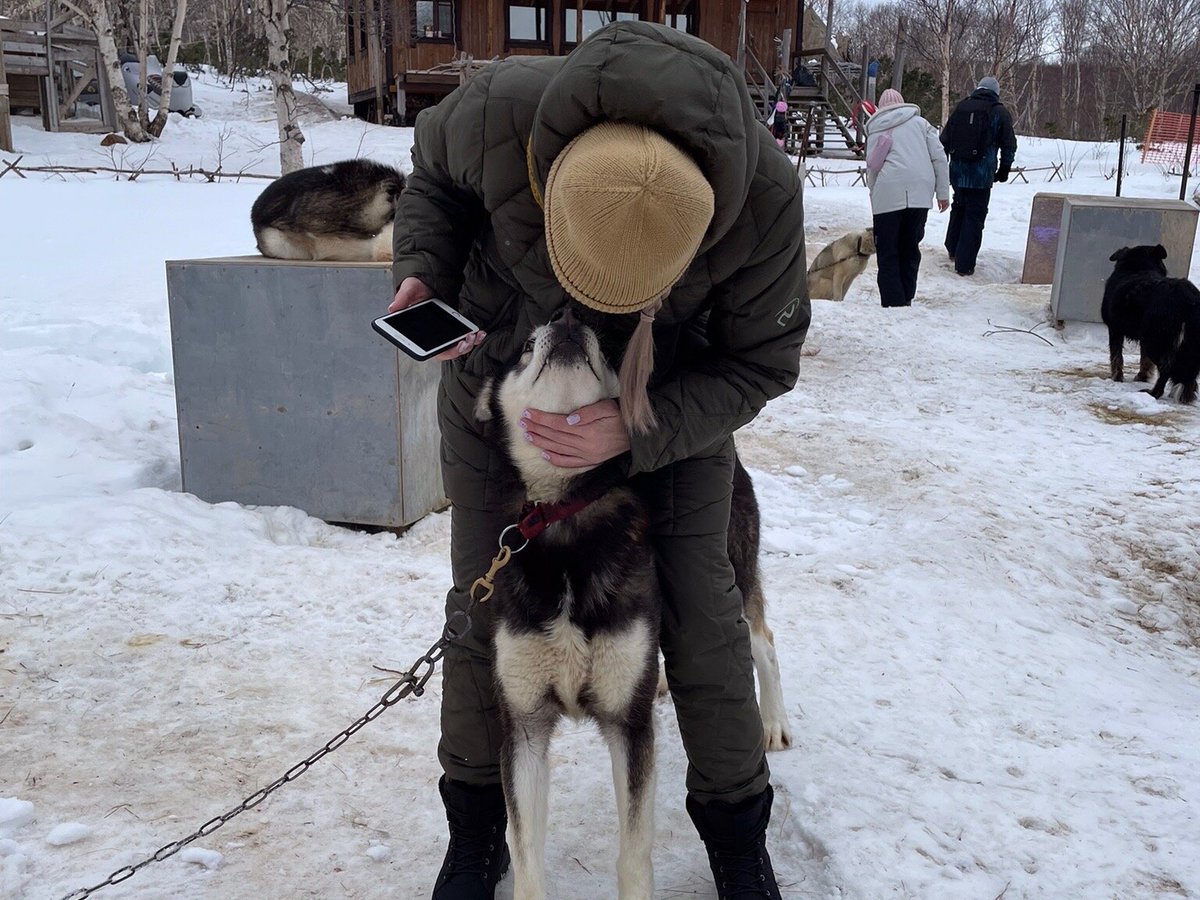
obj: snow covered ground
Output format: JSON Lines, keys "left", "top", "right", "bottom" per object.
{"left": 3, "top": 73, "right": 1200, "bottom": 900}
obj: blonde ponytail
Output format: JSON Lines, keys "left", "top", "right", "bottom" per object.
{"left": 618, "top": 298, "right": 662, "bottom": 435}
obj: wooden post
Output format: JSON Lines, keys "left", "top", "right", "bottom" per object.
{"left": 96, "top": 47, "right": 118, "bottom": 132}
{"left": 779, "top": 27, "right": 792, "bottom": 79}
{"left": 736, "top": 0, "right": 746, "bottom": 70}
{"left": 43, "top": 0, "right": 60, "bottom": 131}
{"left": 891, "top": 14, "right": 907, "bottom": 93}
{"left": 0, "top": 34, "right": 12, "bottom": 152}
{"left": 367, "top": 0, "right": 384, "bottom": 124}
{"left": 819, "top": 0, "right": 832, "bottom": 92}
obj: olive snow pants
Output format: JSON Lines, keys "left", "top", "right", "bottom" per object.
{"left": 435, "top": 385, "right": 770, "bottom": 805}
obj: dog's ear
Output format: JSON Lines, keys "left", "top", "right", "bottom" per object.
{"left": 1109, "top": 247, "right": 1127, "bottom": 262}
{"left": 1154, "top": 244, "right": 1167, "bottom": 260}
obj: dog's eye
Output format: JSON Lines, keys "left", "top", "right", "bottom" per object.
{"left": 522, "top": 337, "right": 535, "bottom": 353}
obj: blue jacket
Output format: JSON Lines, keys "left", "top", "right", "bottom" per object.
{"left": 942, "top": 88, "right": 1017, "bottom": 189}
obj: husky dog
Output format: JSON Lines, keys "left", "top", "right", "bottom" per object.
{"left": 807, "top": 228, "right": 876, "bottom": 300}
{"left": 1102, "top": 244, "right": 1200, "bottom": 403}
{"left": 250, "top": 159, "right": 405, "bottom": 262}
{"left": 474, "top": 311, "right": 791, "bottom": 899}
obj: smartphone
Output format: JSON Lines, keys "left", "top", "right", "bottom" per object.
{"left": 372, "top": 299, "right": 481, "bottom": 361}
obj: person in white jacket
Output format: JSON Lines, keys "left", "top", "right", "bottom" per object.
{"left": 864, "top": 89, "right": 950, "bottom": 307}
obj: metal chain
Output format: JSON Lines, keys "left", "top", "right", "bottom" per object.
{"left": 59, "top": 530, "right": 524, "bottom": 900}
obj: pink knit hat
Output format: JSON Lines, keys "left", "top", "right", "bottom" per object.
{"left": 878, "top": 88, "right": 904, "bottom": 108}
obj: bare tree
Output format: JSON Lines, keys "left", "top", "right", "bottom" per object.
{"left": 1054, "top": 0, "right": 1092, "bottom": 137}
{"left": 969, "top": 0, "right": 1050, "bottom": 130}
{"left": 145, "top": 0, "right": 189, "bottom": 136}
{"left": 258, "top": 0, "right": 306, "bottom": 173}
{"left": 87, "top": 0, "right": 149, "bottom": 140}
{"left": 839, "top": 0, "right": 902, "bottom": 65}
{"left": 1093, "top": 0, "right": 1200, "bottom": 123}
{"left": 903, "top": 0, "right": 978, "bottom": 122}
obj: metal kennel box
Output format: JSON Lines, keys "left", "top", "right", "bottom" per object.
{"left": 1049, "top": 196, "right": 1198, "bottom": 324}
{"left": 166, "top": 256, "right": 445, "bottom": 527}
{"left": 1021, "top": 192, "right": 1088, "bottom": 284}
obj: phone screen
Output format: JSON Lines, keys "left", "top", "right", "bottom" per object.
{"left": 379, "top": 302, "right": 473, "bottom": 353}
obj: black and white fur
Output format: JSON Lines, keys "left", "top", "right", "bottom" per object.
{"left": 250, "top": 159, "right": 405, "bottom": 262}
{"left": 1102, "top": 244, "right": 1200, "bottom": 404}
{"left": 474, "top": 312, "right": 791, "bottom": 899}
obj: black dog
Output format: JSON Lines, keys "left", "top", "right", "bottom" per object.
{"left": 1102, "top": 244, "right": 1200, "bottom": 404}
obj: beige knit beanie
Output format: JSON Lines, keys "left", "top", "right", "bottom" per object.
{"left": 544, "top": 122, "right": 715, "bottom": 314}
{"left": 542, "top": 122, "right": 714, "bottom": 434}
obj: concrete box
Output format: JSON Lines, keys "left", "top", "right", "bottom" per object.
{"left": 166, "top": 257, "right": 445, "bottom": 528}
{"left": 1021, "top": 193, "right": 1089, "bottom": 284}
{"left": 1049, "top": 196, "right": 1198, "bottom": 324}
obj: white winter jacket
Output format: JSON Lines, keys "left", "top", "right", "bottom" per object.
{"left": 864, "top": 104, "right": 950, "bottom": 216}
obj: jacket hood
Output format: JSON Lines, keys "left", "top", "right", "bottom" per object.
{"left": 866, "top": 103, "right": 920, "bottom": 134}
{"left": 528, "top": 21, "right": 758, "bottom": 252}
{"left": 970, "top": 87, "right": 999, "bottom": 102}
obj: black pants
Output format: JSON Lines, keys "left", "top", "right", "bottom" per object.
{"left": 945, "top": 186, "right": 991, "bottom": 274}
{"left": 435, "top": 385, "right": 769, "bottom": 805}
{"left": 873, "top": 207, "right": 928, "bottom": 307}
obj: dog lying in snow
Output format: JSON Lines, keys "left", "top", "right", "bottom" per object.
{"left": 472, "top": 310, "right": 791, "bottom": 898}
{"left": 250, "top": 159, "right": 405, "bottom": 262}
{"left": 807, "top": 228, "right": 876, "bottom": 301}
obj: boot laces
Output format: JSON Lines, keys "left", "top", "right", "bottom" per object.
{"left": 714, "top": 846, "right": 773, "bottom": 897}
{"left": 441, "top": 824, "right": 501, "bottom": 880}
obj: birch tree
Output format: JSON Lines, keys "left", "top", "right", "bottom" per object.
{"left": 87, "top": 0, "right": 149, "bottom": 140}
{"left": 146, "top": 0, "right": 189, "bottom": 136}
{"left": 903, "top": 0, "right": 977, "bottom": 122}
{"left": 1093, "top": 0, "right": 1200, "bottom": 123}
{"left": 1054, "top": 0, "right": 1091, "bottom": 137}
{"left": 258, "top": 0, "right": 306, "bottom": 173}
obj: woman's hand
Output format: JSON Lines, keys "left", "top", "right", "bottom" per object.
{"left": 519, "top": 399, "right": 630, "bottom": 468}
{"left": 389, "top": 276, "right": 486, "bottom": 361}
{"left": 937, "top": 199, "right": 950, "bottom": 213}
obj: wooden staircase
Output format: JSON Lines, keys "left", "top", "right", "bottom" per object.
{"left": 745, "top": 43, "right": 868, "bottom": 160}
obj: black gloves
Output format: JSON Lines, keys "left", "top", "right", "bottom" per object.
{"left": 994, "top": 167, "right": 1010, "bottom": 183}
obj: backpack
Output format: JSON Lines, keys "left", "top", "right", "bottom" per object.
{"left": 942, "top": 97, "right": 996, "bottom": 162}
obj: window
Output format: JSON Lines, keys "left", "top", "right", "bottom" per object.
{"left": 359, "top": 0, "right": 369, "bottom": 52}
{"left": 508, "top": 0, "right": 549, "bottom": 44}
{"left": 563, "top": 2, "right": 643, "bottom": 45}
{"left": 414, "top": 0, "right": 455, "bottom": 40}
{"left": 664, "top": 0, "right": 697, "bottom": 34}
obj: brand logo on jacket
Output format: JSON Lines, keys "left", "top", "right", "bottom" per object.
{"left": 776, "top": 298, "right": 801, "bottom": 327}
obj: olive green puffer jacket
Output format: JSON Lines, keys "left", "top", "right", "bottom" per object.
{"left": 392, "top": 21, "right": 810, "bottom": 476}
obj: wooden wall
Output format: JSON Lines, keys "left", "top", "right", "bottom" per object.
{"left": 348, "top": 0, "right": 804, "bottom": 107}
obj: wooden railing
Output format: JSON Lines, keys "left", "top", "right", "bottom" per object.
{"left": 0, "top": 18, "right": 116, "bottom": 134}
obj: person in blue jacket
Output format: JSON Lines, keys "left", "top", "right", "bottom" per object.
{"left": 940, "top": 76, "right": 1017, "bottom": 276}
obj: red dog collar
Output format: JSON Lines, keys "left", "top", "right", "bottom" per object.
{"left": 517, "top": 489, "right": 605, "bottom": 541}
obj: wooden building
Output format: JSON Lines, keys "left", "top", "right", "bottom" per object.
{"left": 1, "top": 12, "right": 117, "bottom": 149}
{"left": 346, "top": 0, "right": 821, "bottom": 125}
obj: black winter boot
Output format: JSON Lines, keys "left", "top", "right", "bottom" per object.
{"left": 686, "top": 785, "right": 783, "bottom": 900}
{"left": 431, "top": 776, "right": 510, "bottom": 899}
